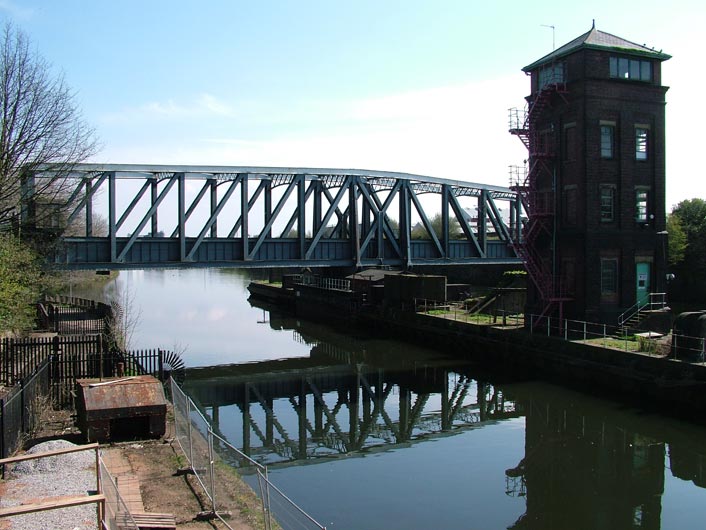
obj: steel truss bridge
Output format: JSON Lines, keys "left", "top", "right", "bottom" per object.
{"left": 31, "top": 164, "right": 523, "bottom": 269}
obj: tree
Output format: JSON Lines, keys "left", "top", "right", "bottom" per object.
{"left": 666, "top": 212, "right": 686, "bottom": 267}
{"left": 411, "top": 213, "right": 462, "bottom": 240}
{"left": 0, "top": 233, "right": 42, "bottom": 333}
{"left": 669, "top": 199, "right": 706, "bottom": 303}
{"left": 0, "top": 23, "right": 97, "bottom": 237}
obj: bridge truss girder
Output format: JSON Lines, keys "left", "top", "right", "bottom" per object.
{"left": 31, "top": 164, "right": 523, "bottom": 269}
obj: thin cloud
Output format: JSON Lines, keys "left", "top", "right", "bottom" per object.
{"left": 0, "top": 0, "right": 35, "bottom": 19}
{"left": 94, "top": 75, "right": 527, "bottom": 186}
{"left": 100, "top": 92, "right": 239, "bottom": 124}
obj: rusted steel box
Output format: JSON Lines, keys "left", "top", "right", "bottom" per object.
{"left": 76, "top": 375, "right": 167, "bottom": 442}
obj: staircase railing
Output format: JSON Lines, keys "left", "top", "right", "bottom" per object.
{"left": 618, "top": 292, "right": 668, "bottom": 328}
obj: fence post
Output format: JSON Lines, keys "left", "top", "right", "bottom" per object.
{"left": 8, "top": 338, "right": 15, "bottom": 385}
{"left": 583, "top": 322, "right": 587, "bottom": 342}
{"left": 187, "top": 398, "right": 194, "bottom": 467}
{"left": 702, "top": 338, "right": 705, "bottom": 363}
{"left": 158, "top": 349, "right": 164, "bottom": 382}
{"left": 208, "top": 428, "right": 217, "bottom": 514}
{"left": 1, "top": 397, "right": 5, "bottom": 461}
{"left": 265, "top": 468, "right": 272, "bottom": 530}
{"left": 19, "top": 378, "right": 26, "bottom": 435}
{"left": 547, "top": 317, "right": 551, "bottom": 337}
{"left": 564, "top": 320, "right": 568, "bottom": 340}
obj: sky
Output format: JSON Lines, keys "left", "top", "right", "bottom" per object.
{"left": 1, "top": 0, "right": 704, "bottom": 211}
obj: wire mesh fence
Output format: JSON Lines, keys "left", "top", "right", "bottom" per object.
{"left": 170, "top": 378, "right": 326, "bottom": 530}
{"left": 98, "top": 454, "right": 138, "bottom": 530}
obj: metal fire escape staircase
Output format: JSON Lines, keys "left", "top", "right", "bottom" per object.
{"left": 509, "top": 75, "right": 569, "bottom": 327}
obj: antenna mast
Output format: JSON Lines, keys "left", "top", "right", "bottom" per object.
{"left": 541, "top": 24, "right": 556, "bottom": 50}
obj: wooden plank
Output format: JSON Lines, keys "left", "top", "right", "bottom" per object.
{"left": 0, "top": 493, "right": 105, "bottom": 517}
{"left": 116, "top": 512, "right": 176, "bottom": 529}
{"left": 0, "top": 442, "right": 99, "bottom": 465}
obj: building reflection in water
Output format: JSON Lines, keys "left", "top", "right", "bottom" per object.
{"left": 183, "top": 303, "right": 706, "bottom": 529}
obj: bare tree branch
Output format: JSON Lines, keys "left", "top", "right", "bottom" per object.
{"left": 0, "top": 22, "right": 98, "bottom": 238}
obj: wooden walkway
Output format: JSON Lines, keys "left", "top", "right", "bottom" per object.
{"left": 102, "top": 448, "right": 176, "bottom": 529}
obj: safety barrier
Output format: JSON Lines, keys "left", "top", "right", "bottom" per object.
{"left": 98, "top": 454, "right": 138, "bottom": 530}
{"left": 170, "top": 377, "right": 326, "bottom": 530}
{"left": 294, "top": 275, "right": 351, "bottom": 292}
{"left": 0, "top": 358, "right": 50, "bottom": 460}
{"left": 414, "top": 299, "right": 704, "bottom": 361}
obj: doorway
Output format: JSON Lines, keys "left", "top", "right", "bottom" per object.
{"left": 636, "top": 262, "right": 651, "bottom": 307}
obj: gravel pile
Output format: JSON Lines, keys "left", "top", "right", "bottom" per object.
{"left": 0, "top": 439, "right": 98, "bottom": 530}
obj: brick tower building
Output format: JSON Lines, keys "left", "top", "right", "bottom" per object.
{"left": 510, "top": 24, "right": 671, "bottom": 325}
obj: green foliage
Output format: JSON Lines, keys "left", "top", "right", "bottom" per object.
{"left": 0, "top": 234, "right": 42, "bottom": 332}
{"left": 666, "top": 213, "right": 687, "bottom": 266}
{"left": 669, "top": 199, "right": 706, "bottom": 302}
{"left": 503, "top": 270, "right": 527, "bottom": 277}
{"left": 410, "top": 214, "right": 463, "bottom": 240}
{"left": 671, "top": 199, "right": 706, "bottom": 267}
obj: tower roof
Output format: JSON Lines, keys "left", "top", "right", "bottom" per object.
{"left": 523, "top": 24, "right": 671, "bottom": 72}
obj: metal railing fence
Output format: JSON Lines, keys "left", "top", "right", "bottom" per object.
{"left": 414, "top": 298, "right": 706, "bottom": 361}
{"left": 618, "top": 292, "right": 668, "bottom": 327}
{"left": 169, "top": 377, "right": 326, "bottom": 530}
{"left": 1, "top": 334, "right": 169, "bottom": 406}
{"left": 294, "top": 275, "right": 351, "bottom": 292}
{"left": 0, "top": 357, "right": 51, "bottom": 461}
{"left": 414, "top": 298, "right": 525, "bottom": 327}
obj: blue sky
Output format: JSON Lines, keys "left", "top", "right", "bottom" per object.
{"left": 1, "top": 0, "right": 704, "bottom": 209}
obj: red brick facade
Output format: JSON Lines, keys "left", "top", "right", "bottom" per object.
{"left": 522, "top": 30, "right": 670, "bottom": 323}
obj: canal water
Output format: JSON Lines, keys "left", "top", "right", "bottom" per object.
{"left": 85, "top": 268, "right": 706, "bottom": 530}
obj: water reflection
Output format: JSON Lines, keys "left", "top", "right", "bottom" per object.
{"left": 506, "top": 388, "right": 664, "bottom": 529}
{"left": 185, "top": 308, "right": 520, "bottom": 465}
{"left": 183, "top": 299, "right": 706, "bottom": 530}
{"left": 76, "top": 269, "right": 706, "bottom": 529}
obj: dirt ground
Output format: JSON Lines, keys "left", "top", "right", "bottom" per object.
{"left": 12, "top": 407, "right": 265, "bottom": 530}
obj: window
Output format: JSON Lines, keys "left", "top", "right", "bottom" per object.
{"left": 610, "top": 56, "right": 652, "bottom": 81}
{"left": 636, "top": 189, "right": 648, "bottom": 223}
{"left": 635, "top": 127, "right": 648, "bottom": 160}
{"left": 600, "top": 125, "right": 615, "bottom": 158}
{"left": 600, "top": 186, "right": 615, "bottom": 222}
{"left": 601, "top": 259, "right": 618, "bottom": 295}
{"left": 538, "top": 62, "right": 565, "bottom": 89}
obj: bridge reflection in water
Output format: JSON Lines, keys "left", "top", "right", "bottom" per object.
{"left": 182, "top": 304, "right": 706, "bottom": 529}
{"left": 184, "top": 322, "right": 519, "bottom": 465}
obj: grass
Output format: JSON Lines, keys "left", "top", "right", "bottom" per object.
{"left": 580, "top": 336, "right": 642, "bottom": 352}
{"left": 421, "top": 306, "right": 524, "bottom": 326}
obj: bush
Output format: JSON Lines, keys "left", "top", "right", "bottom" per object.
{"left": 0, "top": 234, "right": 42, "bottom": 333}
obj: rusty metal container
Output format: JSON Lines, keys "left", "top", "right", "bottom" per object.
{"left": 76, "top": 375, "right": 167, "bottom": 442}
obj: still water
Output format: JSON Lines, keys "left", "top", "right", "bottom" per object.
{"left": 88, "top": 268, "right": 706, "bottom": 530}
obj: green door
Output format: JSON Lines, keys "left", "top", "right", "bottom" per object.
{"left": 636, "top": 262, "right": 651, "bottom": 307}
